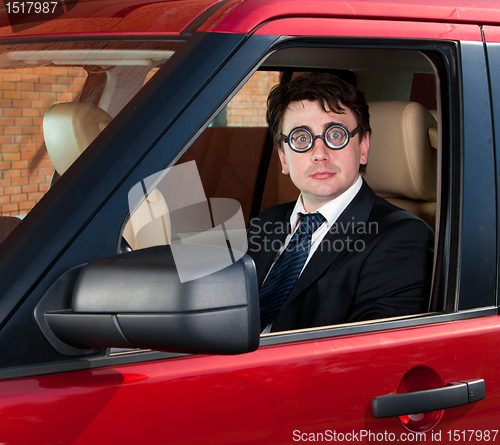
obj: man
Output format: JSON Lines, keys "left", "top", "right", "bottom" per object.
{"left": 247, "top": 72, "right": 434, "bottom": 333}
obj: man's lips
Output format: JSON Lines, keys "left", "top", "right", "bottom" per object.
{"left": 310, "top": 171, "right": 335, "bottom": 179}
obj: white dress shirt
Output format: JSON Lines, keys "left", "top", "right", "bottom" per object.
{"left": 269, "top": 175, "right": 363, "bottom": 273}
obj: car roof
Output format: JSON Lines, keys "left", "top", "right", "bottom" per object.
{"left": 201, "top": 0, "right": 500, "bottom": 33}
{"left": 0, "top": 0, "right": 499, "bottom": 39}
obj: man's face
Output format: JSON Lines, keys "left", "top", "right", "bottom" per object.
{"left": 278, "top": 99, "right": 369, "bottom": 212}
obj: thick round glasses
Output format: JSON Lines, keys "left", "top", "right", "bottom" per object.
{"left": 281, "top": 124, "right": 361, "bottom": 152}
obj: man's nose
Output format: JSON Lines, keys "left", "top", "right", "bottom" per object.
{"left": 311, "top": 137, "right": 330, "bottom": 161}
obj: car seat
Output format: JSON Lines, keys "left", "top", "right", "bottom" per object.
{"left": 363, "top": 101, "right": 438, "bottom": 228}
{"left": 43, "top": 102, "right": 171, "bottom": 249}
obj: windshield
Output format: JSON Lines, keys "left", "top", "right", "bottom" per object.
{"left": 0, "top": 39, "right": 185, "bottom": 245}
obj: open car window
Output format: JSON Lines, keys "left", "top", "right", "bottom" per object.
{"left": 121, "top": 43, "right": 441, "bottom": 337}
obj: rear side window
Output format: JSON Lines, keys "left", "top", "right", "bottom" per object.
{"left": 0, "top": 40, "right": 183, "bottom": 245}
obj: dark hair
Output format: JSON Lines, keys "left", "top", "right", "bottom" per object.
{"left": 266, "top": 72, "right": 371, "bottom": 172}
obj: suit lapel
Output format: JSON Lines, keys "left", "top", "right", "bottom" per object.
{"left": 286, "top": 180, "right": 377, "bottom": 302}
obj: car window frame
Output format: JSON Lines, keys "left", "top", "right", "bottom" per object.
{"left": 483, "top": 38, "right": 500, "bottom": 309}
{"left": 455, "top": 40, "right": 497, "bottom": 311}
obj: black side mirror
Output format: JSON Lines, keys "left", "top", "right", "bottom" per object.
{"left": 35, "top": 246, "right": 260, "bottom": 356}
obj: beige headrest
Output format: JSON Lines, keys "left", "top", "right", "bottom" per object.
{"left": 363, "top": 101, "right": 437, "bottom": 201}
{"left": 43, "top": 102, "right": 112, "bottom": 175}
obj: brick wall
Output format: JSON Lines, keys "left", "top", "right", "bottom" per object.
{"left": 0, "top": 67, "right": 86, "bottom": 217}
{"left": 226, "top": 71, "right": 280, "bottom": 127}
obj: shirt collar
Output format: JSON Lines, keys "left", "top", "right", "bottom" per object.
{"left": 289, "top": 175, "right": 363, "bottom": 230}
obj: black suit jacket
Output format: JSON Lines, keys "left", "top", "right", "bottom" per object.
{"left": 247, "top": 180, "right": 435, "bottom": 332}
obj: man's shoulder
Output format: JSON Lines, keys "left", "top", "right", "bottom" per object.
{"left": 350, "top": 180, "right": 428, "bottom": 228}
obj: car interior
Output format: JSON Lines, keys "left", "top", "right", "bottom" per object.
{"left": 176, "top": 46, "right": 439, "bottom": 229}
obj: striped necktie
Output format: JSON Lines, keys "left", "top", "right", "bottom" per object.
{"left": 259, "top": 212, "right": 326, "bottom": 330}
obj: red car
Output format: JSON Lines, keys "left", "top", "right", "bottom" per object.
{"left": 0, "top": 0, "right": 499, "bottom": 443}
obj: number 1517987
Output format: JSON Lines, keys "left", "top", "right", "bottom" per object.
{"left": 6, "top": 2, "right": 59, "bottom": 14}
{"left": 447, "top": 430, "right": 499, "bottom": 441}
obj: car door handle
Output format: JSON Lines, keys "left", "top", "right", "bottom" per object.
{"left": 372, "top": 379, "right": 485, "bottom": 419}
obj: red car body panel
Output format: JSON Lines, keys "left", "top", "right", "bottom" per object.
{"left": 484, "top": 25, "right": 500, "bottom": 42}
{"left": 200, "top": 0, "right": 500, "bottom": 34}
{"left": 0, "top": 316, "right": 499, "bottom": 443}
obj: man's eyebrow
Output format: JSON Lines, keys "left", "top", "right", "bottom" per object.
{"left": 323, "top": 121, "right": 345, "bottom": 130}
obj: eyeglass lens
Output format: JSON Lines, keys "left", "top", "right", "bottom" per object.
{"left": 290, "top": 128, "right": 313, "bottom": 151}
{"left": 325, "top": 126, "right": 348, "bottom": 148}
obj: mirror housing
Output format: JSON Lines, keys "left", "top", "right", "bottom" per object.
{"left": 36, "top": 246, "right": 260, "bottom": 356}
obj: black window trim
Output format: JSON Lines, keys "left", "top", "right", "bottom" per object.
{"left": 0, "top": 306, "right": 497, "bottom": 382}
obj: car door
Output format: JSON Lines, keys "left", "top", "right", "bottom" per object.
{"left": 1, "top": 14, "right": 499, "bottom": 445}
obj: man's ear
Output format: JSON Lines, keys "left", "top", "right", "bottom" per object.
{"left": 278, "top": 147, "right": 289, "bottom": 175}
{"left": 360, "top": 133, "right": 369, "bottom": 165}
